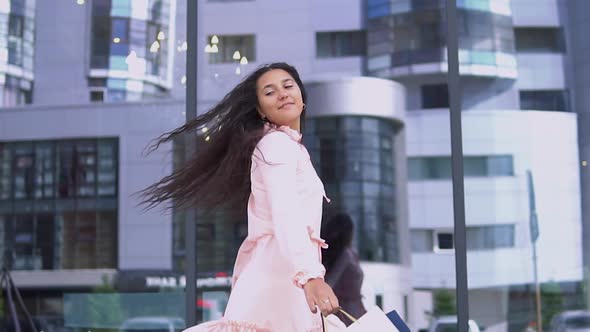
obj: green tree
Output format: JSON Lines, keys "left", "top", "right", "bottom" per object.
{"left": 584, "top": 267, "right": 590, "bottom": 310}
{"left": 541, "top": 281, "right": 564, "bottom": 329}
{"left": 433, "top": 289, "right": 457, "bottom": 317}
{"left": 87, "top": 274, "right": 124, "bottom": 332}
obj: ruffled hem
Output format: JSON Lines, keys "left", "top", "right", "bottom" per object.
{"left": 183, "top": 319, "right": 271, "bottom": 332}
{"left": 183, "top": 319, "right": 324, "bottom": 332}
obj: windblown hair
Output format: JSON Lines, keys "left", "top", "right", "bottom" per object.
{"left": 139, "top": 63, "right": 307, "bottom": 213}
{"left": 321, "top": 213, "right": 355, "bottom": 272}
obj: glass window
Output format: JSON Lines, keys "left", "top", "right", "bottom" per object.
{"left": 8, "top": 14, "right": 24, "bottom": 37}
{"left": 520, "top": 90, "right": 571, "bottom": 112}
{"left": 60, "top": 210, "right": 117, "bottom": 269}
{"left": 14, "top": 143, "right": 34, "bottom": 199}
{"left": 487, "top": 155, "right": 514, "bottom": 176}
{"left": 34, "top": 143, "right": 54, "bottom": 199}
{"left": 208, "top": 34, "right": 256, "bottom": 64}
{"left": 421, "top": 84, "right": 449, "bottom": 109}
{"left": 112, "top": 18, "right": 129, "bottom": 44}
{"left": 90, "top": 90, "right": 105, "bottom": 102}
{"left": 13, "top": 215, "right": 36, "bottom": 269}
{"left": 7, "top": 14, "right": 24, "bottom": 66}
{"left": 466, "top": 225, "right": 515, "bottom": 250}
{"left": 92, "top": 0, "right": 112, "bottom": 16}
{"left": 409, "top": 155, "right": 514, "bottom": 180}
{"left": 308, "top": 117, "right": 399, "bottom": 263}
{"left": 0, "top": 145, "right": 12, "bottom": 200}
{"left": 316, "top": 30, "right": 367, "bottom": 58}
{"left": 0, "top": 139, "right": 118, "bottom": 200}
{"left": 91, "top": 15, "right": 111, "bottom": 68}
{"left": 411, "top": 229, "right": 433, "bottom": 253}
{"left": 436, "top": 231, "right": 454, "bottom": 251}
{"left": 515, "top": 27, "right": 566, "bottom": 53}
{"left": 463, "top": 157, "right": 486, "bottom": 177}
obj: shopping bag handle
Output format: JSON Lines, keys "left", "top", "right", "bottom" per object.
{"left": 321, "top": 307, "right": 358, "bottom": 332}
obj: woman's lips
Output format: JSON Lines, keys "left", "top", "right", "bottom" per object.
{"left": 279, "top": 102, "right": 295, "bottom": 109}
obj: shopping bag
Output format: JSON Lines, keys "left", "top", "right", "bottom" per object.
{"left": 322, "top": 306, "right": 410, "bottom": 332}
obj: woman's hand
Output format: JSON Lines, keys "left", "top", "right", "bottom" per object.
{"left": 302, "top": 278, "right": 340, "bottom": 316}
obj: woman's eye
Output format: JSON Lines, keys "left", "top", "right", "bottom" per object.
{"left": 285, "top": 85, "right": 294, "bottom": 88}
{"left": 265, "top": 91, "right": 274, "bottom": 96}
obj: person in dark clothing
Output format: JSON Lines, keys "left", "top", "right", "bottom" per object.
{"left": 321, "top": 212, "right": 367, "bottom": 325}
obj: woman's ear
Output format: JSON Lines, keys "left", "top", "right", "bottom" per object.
{"left": 257, "top": 107, "right": 265, "bottom": 120}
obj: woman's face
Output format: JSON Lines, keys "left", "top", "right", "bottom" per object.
{"left": 256, "top": 69, "right": 304, "bottom": 131}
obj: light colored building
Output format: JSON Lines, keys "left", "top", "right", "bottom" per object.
{"left": 1, "top": 1, "right": 588, "bottom": 331}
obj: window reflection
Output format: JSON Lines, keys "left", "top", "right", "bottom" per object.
{"left": 0, "top": 0, "right": 34, "bottom": 107}
{"left": 367, "top": 3, "right": 516, "bottom": 78}
{"left": 409, "top": 155, "right": 514, "bottom": 180}
{"left": 207, "top": 34, "right": 256, "bottom": 64}
{"left": 316, "top": 30, "right": 366, "bottom": 58}
{"left": 90, "top": 0, "right": 174, "bottom": 102}
{"left": 305, "top": 116, "right": 399, "bottom": 263}
{"left": 0, "top": 138, "right": 118, "bottom": 270}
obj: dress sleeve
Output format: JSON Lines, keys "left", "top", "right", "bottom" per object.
{"left": 254, "top": 131, "right": 326, "bottom": 287}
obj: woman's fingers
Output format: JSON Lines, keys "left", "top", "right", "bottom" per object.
{"left": 307, "top": 295, "right": 318, "bottom": 313}
{"left": 302, "top": 278, "right": 341, "bottom": 315}
{"left": 330, "top": 294, "right": 340, "bottom": 312}
{"left": 318, "top": 298, "right": 331, "bottom": 316}
{"left": 317, "top": 296, "right": 339, "bottom": 316}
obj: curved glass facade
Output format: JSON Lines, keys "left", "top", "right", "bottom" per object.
{"left": 304, "top": 116, "right": 400, "bottom": 263}
{"left": 367, "top": 0, "right": 516, "bottom": 79}
{"left": 0, "top": 0, "right": 35, "bottom": 107}
{"left": 90, "top": 0, "right": 175, "bottom": 102}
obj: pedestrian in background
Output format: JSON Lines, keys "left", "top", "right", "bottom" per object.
{"left": 321, "top": 212, "right": 367, "bottom": 326}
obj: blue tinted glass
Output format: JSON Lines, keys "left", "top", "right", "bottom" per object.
{"left": 111, "top": 0, "right": 131, "bottom": 17}
{"left": 112, "top": 18, "right": 128, "bottom": 42}
{"left": 471, "top": 51, "right": 495, "bottom": 65}
{"left": 107, "top": 78, "right": 126, "bottom": 90}
{"left": 368, "top": 3, "right": 391, "bottom": 18}
{"left": 110, "top": 42, "right": 129, "bottom": 56}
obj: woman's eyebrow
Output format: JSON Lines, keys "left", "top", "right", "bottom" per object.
{"left": 262, "top": 78, "right": 294, "bottom": 90}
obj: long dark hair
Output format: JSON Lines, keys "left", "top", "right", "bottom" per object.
{"left": 140, "top": 62, "right": 307, "bottom": 212}
{"left": 321, "top": 213, "right": 355, "bottom": 272}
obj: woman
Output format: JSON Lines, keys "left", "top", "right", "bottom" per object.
{"left": 141, "top": 63, "right": 342, "bottom": 331}
{"left": 321, "top": 213, "right": 367, "bottom": 326}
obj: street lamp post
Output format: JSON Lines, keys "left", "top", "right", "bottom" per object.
{"left": 185, "top": 0, "right": 198, "bottom": 327}
{"left": 445, "top": 1, "right": 470, "bottom": 331}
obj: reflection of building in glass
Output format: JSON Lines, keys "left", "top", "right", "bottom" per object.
{"left": 89, "top": 0, "right": 176, "bottom": 102}
{"left": 305, "top": 116, "right": 399, "bottom": 262}
{"left": 367, "top": 0, "right": 517, "bottom": 79}
{"left": 303, "top": 78, "right": 411, "bottom": 315}
{"left": 0, "top": 138, "right": 118, "bottom": 270}
{"left": 0, "top": 0, "right": 35, "bottom": 107}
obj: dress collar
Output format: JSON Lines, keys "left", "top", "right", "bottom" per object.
{"left": 264, "top": 122, "right": 302, "bottom": 143}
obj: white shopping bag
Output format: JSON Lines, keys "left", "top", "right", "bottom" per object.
{"left": 322, "top": 306, "right": 401, "bottom": 332}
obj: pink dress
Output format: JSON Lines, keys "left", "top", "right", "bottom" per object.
{"left": 184, "top": 124, "right": 331, "bottom": 332}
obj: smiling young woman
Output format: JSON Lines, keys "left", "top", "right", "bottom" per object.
{"left": 141, "top": 63, "right": 346, "bottom": 331}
